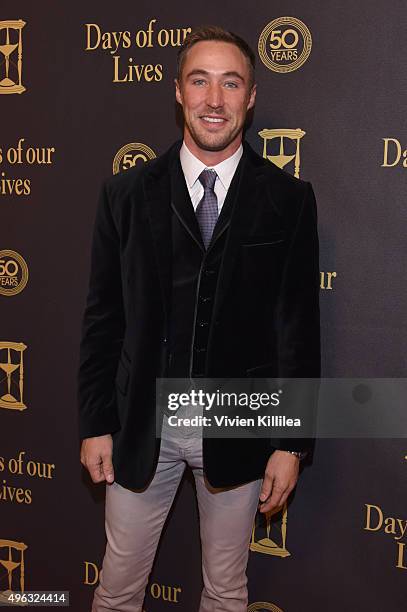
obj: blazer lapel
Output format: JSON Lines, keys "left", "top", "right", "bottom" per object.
{"left": 210, "top": 143, "right": 276, "bottom": 323}
{"left": 207, "top": 158, "right": 242, "bottom": 250}
{"left": 170, "top": 156, "right": 205, "bottom": 252}
{"left": 144, "top": 147, "right": 175, "bottom": 325}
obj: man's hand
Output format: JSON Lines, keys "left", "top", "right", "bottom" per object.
{"left": 80, "top": 434, "right": 114, "bottom": 484}
{"left": 258, "top": 450, "right": 300, "bottom": 513}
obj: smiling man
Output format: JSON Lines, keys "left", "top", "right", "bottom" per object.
{"left": 78, "top": 25, "right": 320, "bottom": 612}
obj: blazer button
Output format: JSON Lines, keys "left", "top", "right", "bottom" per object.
{"left": 200, "top": 296, "right": 212, "bottom": 303}
{"left": 195, "top": 347, "right": 206, "bottom": 353}
{"left": 198, "top": 321, "right": 208, "bottom": 327}
{"left": 204, "top": 269, "right": 215, "bottom": 276}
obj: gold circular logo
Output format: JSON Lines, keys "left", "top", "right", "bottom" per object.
{"left": 248, "top": 603, "right": 283, "bottom": 612}
{"left": 258, "top": 17, "right": 312, "bottom": 73}
{"left": 0, "top": 249, "right": 29, "bottom": 296}
{"left": 113, "top": 142, "right": 156, "bottom": 175}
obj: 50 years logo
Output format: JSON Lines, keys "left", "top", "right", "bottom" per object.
{"left": 0, "top": 250, "right": 28, "bottom": 296}
{"left": 258, "top": 17, "right": 312, "bottom": 74}
{"left": 113, "top": 142, "right": 156, "bottom": 175}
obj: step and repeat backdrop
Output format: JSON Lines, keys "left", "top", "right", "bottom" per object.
{"left": 1, "top": 1, "right": 406, "bottom": 610}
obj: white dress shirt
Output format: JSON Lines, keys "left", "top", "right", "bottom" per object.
{"left": 179, "top": 141, "right": 243, "bottom": 214}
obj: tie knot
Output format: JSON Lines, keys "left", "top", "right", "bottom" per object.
{"left": 199, "top": 168, "right": 217, "bottom": 191}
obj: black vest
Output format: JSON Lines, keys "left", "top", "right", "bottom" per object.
{"left": 167, "top": 156, "right": 242, "bottom": 378}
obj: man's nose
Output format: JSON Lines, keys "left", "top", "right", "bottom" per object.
{"left": 206, "top": 84, "right": 224, "bottom": 109}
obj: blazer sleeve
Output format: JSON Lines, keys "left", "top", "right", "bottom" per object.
{"left": 77, "top": 179, "right": 125, "bottom": 440}
{"left": 272, "top": 181, "right": 321, "bottom": 454}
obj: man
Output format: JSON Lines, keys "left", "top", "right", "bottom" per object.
{"left": 78, "top": 26, "right": 320, "bottom": 612}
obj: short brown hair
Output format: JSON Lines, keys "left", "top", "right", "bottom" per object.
{"left": 177, "top": 25, "right": 256, "bottom": 89}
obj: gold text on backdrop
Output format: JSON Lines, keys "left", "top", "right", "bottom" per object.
{"left": 364, "top": 503, "right": 407, "bottom": 570}
{"left": 381, "top": 138, "right": 407, "bottom": 168}
{"left": 84, "top": 20, "right": 192, "bottom": 84}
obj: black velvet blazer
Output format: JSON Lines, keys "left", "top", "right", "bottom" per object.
{"left": 77, "top": 139, "right": 320, "bottom": 489}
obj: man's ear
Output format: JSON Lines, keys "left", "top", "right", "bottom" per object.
{"left": 247, "top": 83, "right": 257, "bottom": 110}
{"left": 175, "top": 78, "right": 183, "bottom": 106}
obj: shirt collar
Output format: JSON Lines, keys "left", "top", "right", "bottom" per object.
{"left": 180, "top": 141, "right": 243, "bottom": 191}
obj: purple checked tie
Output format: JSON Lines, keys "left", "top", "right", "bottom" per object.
{"left": 196, "top": 169, "right": 218, "bottom": 249}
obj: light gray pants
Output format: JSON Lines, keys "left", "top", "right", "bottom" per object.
{"left": 92, "top": 403, "right": 262, "bottom": 612}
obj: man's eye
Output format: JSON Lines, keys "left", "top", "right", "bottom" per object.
{"left": 224, "top": 82, "right": 238, "bottom": 88}
{"left": 192, "top": 79, "right": 206, "bottom": 86}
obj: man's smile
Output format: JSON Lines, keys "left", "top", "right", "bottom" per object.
{"left": 199, "top": 115, "right": 228, "bottom": 129}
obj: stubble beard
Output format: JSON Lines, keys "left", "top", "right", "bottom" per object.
{"left": 186, "top": 114, "right": 244, "bottom": 153}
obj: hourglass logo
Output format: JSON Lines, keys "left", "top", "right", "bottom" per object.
{"left": 0, "top": 20, "right": 26, "bottom": 95}
{"left": 250, "top": 503, "right": 290, "bottom": 558}
{"left": 258, "top": 17, "right": 312, "bottom": 74}
{"left": 113, "top": 142, "right": 156, "bottom": 175}
{"left": 0, "top": 250, "right": 29, "bottom": 296}
{"left": 0, "top": 342, "right": 27, "bottom": 411}
{"left": 258, "top": 128, "right": 306, "bottom": 178}
{"left": 0, "top": 539, "right": 28, "bottom": 603}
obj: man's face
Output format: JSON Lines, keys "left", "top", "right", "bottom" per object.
{"left": 175, "top": 40, "right": 256, "bottom": 154}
